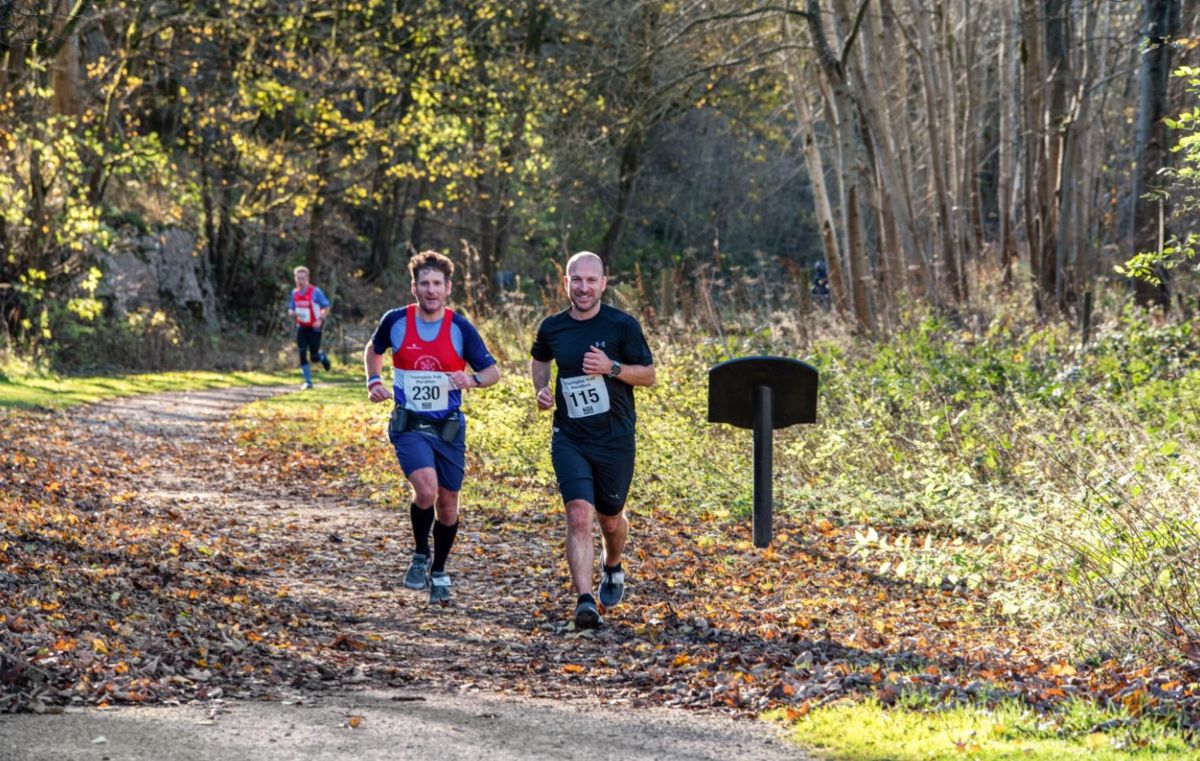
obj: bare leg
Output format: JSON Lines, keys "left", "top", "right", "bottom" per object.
{"left": 408, "top": 467, "right": 438, "bottom": 509}
{"left": 435, "top": 487, "right": 459, "bottom": 525}
{"left": 597, "top": 510, "right": 627, "bottom": 568}
{"left": 565, "top": 499, "right": 595, "bottom": 596}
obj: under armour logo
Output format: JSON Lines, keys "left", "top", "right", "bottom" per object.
{"left": 593, "top": 340, "right": 606, "bottom": 348}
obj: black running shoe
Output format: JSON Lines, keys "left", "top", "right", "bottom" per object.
{"left": 573, "top": 595, "right": 602, "bottom": 629}
{"left": 319, "top": 352, "right": 331, "bottom": 371}
{"left": 599, "top": 564, "right": 625, "bottom": 608}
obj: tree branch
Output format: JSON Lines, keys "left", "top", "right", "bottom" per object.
{"left": 840, "top": 0, "right": 873, "bottom": 67}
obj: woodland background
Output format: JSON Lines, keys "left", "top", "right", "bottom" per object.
{"left": 1, "top": 1, "right": 1199, "bottom": 365}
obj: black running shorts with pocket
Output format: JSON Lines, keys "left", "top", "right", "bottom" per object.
{"left": 550, "top": 432, "right": 635, "bottom": 516}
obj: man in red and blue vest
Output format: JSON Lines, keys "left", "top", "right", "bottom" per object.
{"left": 363, "top": 250, "right": 499, "bottom": 604}
{"left": 288, "top": 266, "right": 332, "bottom": 389}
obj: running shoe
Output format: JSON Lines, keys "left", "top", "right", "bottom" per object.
{"left": 300, "top": 382, "right": 314, "bottom": 390}
{"left": 598, "top": 564, "right": 625, "bottom": 608}
{"left": 573, "top": 595, "right": 602, "bottom": 629}
{"left": 403, "top": 552, "right": 430, "bottom": 590}
{"left": 319, "top": 352, "right": 331, "bottom": 371}
{"left": 429, "top": 571, "right": 452, "bottom": 604}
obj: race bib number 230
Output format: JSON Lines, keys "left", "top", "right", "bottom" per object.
{"left": 402, "top": 371, "right": 451, "bottom": 412}
{"left": 561, "top": 375, "right": 610, "bottom": 419}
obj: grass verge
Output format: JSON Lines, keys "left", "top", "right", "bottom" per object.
{"left": 0, "top": 368, "right": 349, "bottom": 410}
{"left": 780, "top": 698, "right": 1194, "bottom": 760}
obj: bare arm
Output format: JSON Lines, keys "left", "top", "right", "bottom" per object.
{"left": 531, "top": 358, "right": 554, "bottom": 410}
{"left": 612, "top": 363, "right": 656, "bottom": 387}
{"left": 581, "top": 346, "right": 656, "bottom": 387}
{"left": 475, "top": 364, "right": 500, "bottom": 387}
{"left": 364, "top": 342, "right": 391, "bottom": 403}
{"left": 447, "top": 363, "right": 501, "bottom": 390}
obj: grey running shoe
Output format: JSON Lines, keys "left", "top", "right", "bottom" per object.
{"left": 320, "top": 352, "right": 331, "bottom": 371}
{"left": 598, "top": 565, "right": 625, "bottom": 608}
{"left": 403, "top": 553, "right": 430, "bottom": 590}
{"left": 429, "top": 571, "right": 452, "bottom": 604}
{"left": 573, "top": 596, "right": 602, "bottom": 629}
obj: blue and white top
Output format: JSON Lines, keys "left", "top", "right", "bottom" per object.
{"left": 370, "top": 306, "right": 497, "bottom": 420}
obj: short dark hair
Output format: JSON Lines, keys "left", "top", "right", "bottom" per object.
{"left": 408, "top": 250, "right": 454, "bottom": 283}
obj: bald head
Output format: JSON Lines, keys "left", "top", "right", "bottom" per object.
{"left": 564, "top": 251, "right": 607, "bottom": 317}
{"left": 566, "top": 251, "right": 605, "bottom": 278}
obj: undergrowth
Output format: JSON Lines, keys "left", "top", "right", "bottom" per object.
{"left": 236, "top": 290, "right": 1200, "bottom": 686}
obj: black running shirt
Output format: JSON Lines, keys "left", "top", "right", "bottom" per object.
{"left": 531, "top": 304, "right": 653, "bottom": 447}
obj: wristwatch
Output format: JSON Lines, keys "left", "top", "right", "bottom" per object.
{"left": 472, "top": 373, "right": 483, "bottom": 387}
{"left": 608, "top": 361, "right": 622, "bottom": 379}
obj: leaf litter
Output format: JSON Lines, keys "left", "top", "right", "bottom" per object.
{"left": 1, "top": 392, "right": 1198, "bottom": 734}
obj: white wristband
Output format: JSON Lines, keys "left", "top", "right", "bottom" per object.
{"left": 367, "top": 376, "right": 383, "bottom": 390}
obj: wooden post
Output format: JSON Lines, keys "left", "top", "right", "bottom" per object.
{"left": 752, "top": 385, "right": 773, "bottom": 548}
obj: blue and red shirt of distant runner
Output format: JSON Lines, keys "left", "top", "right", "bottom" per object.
{"left": 370, "top": 305, "right": 496, "bottom": 421}
{"left": 290, "top": 286, "right": 330, "bottom": 327}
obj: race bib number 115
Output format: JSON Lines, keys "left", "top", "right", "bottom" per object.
{"left": 561, "top": 375, "right": 610, "bottom": 419}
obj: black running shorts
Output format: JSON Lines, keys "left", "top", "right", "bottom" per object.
{"left": 296, "top": 325, "right": 323, "bottom": 365}
{"left": 550, "top": 433, "right": 635, "bottom": 516}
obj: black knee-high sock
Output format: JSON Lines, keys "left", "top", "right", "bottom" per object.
{"left": 431, "top": 520, "right": 459, "bottom": 573}
{"left": 411, "top": 502, "right": 434, "bottom": 557}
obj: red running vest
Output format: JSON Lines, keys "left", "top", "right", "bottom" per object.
{"left": 393, "top": 306, "right": 466, "bottom": 373}
{"left": 292, "top": 286, "right": 319, "bottom": 327}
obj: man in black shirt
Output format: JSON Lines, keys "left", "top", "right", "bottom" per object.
{"left": 530, "top": 251, "right": 656, "bottom": 628}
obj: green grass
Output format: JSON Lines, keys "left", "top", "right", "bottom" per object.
{"left": 0, "top": 368, "right": 341, "bottom": 410}
{"left": 783, "top": 698, "right": 1195, "bottom": 760}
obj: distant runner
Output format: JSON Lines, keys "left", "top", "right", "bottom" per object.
{"left": 364, "top": 251, "right": 500, "bottom": 603}
{"left": 530, "top": 251, "right": 656, "bottom": 628}
{"left": 288, "top": 266, "right": 331, "bottom": 389}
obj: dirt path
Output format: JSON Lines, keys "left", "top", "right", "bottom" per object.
{"left": 1, "top": 386, "right": 806, "bottom": 760}
{"left": 4, "top": 689, "right": 798, "bottom": 761}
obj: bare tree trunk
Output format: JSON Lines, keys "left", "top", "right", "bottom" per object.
{"left": 961, "top": 0, "right": 985, "bottom": 273}
{"left": 1061, "top": 1, "right": 1098, "bottom": 303}
{"left": 1131, "top": 0, "right": 1180, "bottom": 307}
{"left": 997, "top": 1, "right": 1017, "bottom": 287}
{"left": 1081, "top": 0, "right": 1114, "bottom": 288}
{"left": 859, "top": 0, "right": 905, "bottom": 313}
{"left": 907, "top": 0, "right": 962, "bottom": 303}
{"left": 935, "top": 1, "right": 967, "bottom": 301}
{"left": 783, "top": 10, "right": 850, "bottom": 316}
{"left": 811, "top": 0, "right": 925, "bottom": 317}
{"left": 1020, "top": 0, "right": 1051, "bottom": 313}
{"left": 50, "top": 0, "right": 80, "bottom": 115}
{"left": 1046, "top": 0, "right": 1072, "bottom": 310}
{"left": 0, "top": 1, "right": 15, "bottom": 97}
{"left": 846, "top": 184, "right": 875, "bottom": 331}
{"left": 880, "top": 0, "right": 930, "bottom": 298}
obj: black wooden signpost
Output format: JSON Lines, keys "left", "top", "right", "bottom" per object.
{"left": 707, "top": 356, "right": 819, "bottom": 548}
